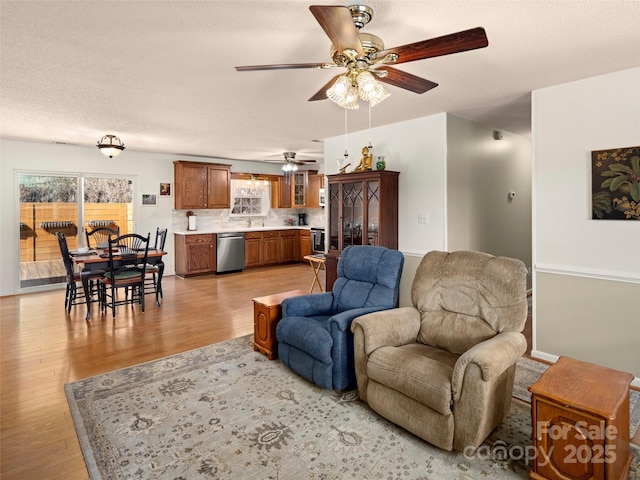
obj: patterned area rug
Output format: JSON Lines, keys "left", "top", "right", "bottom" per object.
{"left": 66, "top": 335, "right": 640, "bottom": 479}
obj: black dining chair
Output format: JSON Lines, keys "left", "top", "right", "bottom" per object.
{"left": 85, "top": 226, "right": 119, "bottom": 249}
{"left": 142, "top": 227, "right": 168, "bottom": 305}
{"left": 56, "top": 232, "right": 103, "bottom": 313}
{"left": 99, "top": 233, "right": 150, "bottom": 318}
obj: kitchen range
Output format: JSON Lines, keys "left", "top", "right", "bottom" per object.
{"left": 310, "top": 227, "right": 325, "bottom": 254}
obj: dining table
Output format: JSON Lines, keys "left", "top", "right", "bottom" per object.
{"left": 71, "top": 248, "right": 167, "bottom": 320}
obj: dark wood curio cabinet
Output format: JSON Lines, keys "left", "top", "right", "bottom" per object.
{"left": 325, "top": 170, "right": 399, "bottom": 290}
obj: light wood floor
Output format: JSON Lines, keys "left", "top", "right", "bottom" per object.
{"left": 0, "top": 263, "right": 323, "bottom": 480}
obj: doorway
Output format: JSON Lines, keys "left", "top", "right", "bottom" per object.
{"left": 18, "top": 173, "right": 134, "bottom": 289}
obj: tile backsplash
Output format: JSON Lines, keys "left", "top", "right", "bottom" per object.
{"left": 172, "top": 208, "right": 326, "bottom": 232}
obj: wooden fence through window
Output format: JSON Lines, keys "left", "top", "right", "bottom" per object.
{"left": 19, "top": 203, "right": 131, "bottom": 261}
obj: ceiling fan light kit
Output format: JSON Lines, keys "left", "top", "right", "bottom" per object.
{"left": 326, "top": 74, "right": 360, "bottom": 109}
{"left": 279, "top": 151, "right": 317, "bottom": 171}
{"left": 282, "top": 162, "right": 299, "bottom": 172}
{"left": 235, "top": 4, "right": 488, "bottom": 110}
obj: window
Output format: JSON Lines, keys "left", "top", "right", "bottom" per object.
{"left": 229, "top": 179, "right": 271, "bottom": 217}
{"left": 17, "top": 173, "right": 134, "bottom": 290}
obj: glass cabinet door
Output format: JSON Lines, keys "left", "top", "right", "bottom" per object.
{"left": 342, "top": 181, "right": 363, "bottom": 248}
{"left": 292, "top": 172, "right": 306, "bottom": 207}
{"left": 329, "top": 183, "right": 340, "bottom": 250}
{"left": 366, "top": 180, "right": 379, "bottom": 246}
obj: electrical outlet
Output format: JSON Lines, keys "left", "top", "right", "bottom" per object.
{"left": 418, "top": 212, "right": 428, "bottom": 224}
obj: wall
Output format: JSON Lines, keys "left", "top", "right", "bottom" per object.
{"left": 324, "top": 113, "right": 448, "bottom": 307}
{"left": 533, "top": 67, "right": 640, "bottom": 378}
{"left": 324, "top": 112, "right": 533, "bottom": 307}
{"left": 447, "top": 114, "right": 532, "bottom": 284}
{"left": 0, "top": 139, "right": 306, "bottom": 296}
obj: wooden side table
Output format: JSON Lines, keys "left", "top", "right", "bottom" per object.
{"left": 528, "top": 356, "right": 633, "bottom": 480}
{"left": 252, "top": 289, "right": 307, "bottom": 360}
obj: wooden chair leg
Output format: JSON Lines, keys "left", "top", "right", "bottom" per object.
{"left": 64, "top": 284, "right": 71, "bottom": 311}
{"left": 111, "top": 285, "right": 116, "bottom": 318}
{"left": 68, "top": 283, "right": 75, "bottom": 313}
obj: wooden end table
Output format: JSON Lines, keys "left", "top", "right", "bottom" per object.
{"left": 528, "top": 356, "right": 633, "bottom": 480}
{"left": 252, "top": 289, "right": 307, "bottom": 360}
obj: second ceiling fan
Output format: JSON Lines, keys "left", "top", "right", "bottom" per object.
{"left": 263, "top": 152, "right": 317, "bottom": 172}
{"left": 235, "top": 4, "right": 489, "bottom": 106}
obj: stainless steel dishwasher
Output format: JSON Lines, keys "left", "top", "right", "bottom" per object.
{"left": 216, "top": 232, "right": 245, "bottom": 274}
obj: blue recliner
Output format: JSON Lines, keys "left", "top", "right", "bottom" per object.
{"left": 276, "top": 245, "right": 404, "bottom": 390}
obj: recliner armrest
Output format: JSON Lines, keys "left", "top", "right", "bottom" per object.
{"left": 282, "top": 292, "right": 333, "bottom": 317}
{"left": 451, "top": 332, "right": 527, "bottom": 402}
{"left": 351, "top": 307, "right": 421, "bottom": 357}
{"left": 330, "top": 306, "right": 395, "bottom": 333}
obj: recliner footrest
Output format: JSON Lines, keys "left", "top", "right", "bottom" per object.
{"left": 276, "top": 316, "right": 332, "bottom": 363}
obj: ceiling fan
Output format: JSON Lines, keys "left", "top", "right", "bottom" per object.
{"left": 235, "top": 4, "right": 488, "bottom": 104}
{"left": 263, "top": 152, "right": 317, "bottom": 171}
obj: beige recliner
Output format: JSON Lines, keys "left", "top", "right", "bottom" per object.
{"left": 351, "top": 250, "right": 528, "bottom": 452}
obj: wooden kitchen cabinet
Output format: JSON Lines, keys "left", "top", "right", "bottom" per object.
{"left": 274, "top": 177, "right": 291, "bottom": 208}
{"left": 262, "top": 230, "right": 279, "bottom": 265}
{"left": 279, "top": 230, "right": 297, "bottom": 263}
{"left": 174, "top": 160, "right": 231, "bottom": 209}
{"left": 528, "top": 356, "right": 633, "bottom": 480}
{"left": 326, "top": 170, "right": 399, "bottom": 289}
{"left": 244, "top": 231, "right": 262, "bottom": 267}
{"left": 299, "top": 229, "right": 311, "bottom": 260}
{"left": 174, "top": 233, "right": 216, "bottom": 277}
{"left": 307, "top": 174, "right": 323, "bottom": 208}
{"left": 272, "top": 171, "right": 318, "bottom": 208}
{"left": 206, "top": 164, "right": 231, "bottom": 208}
{"left": 244, "top": 229, "right": 301, "bottom": 268}
{"left": 291, "top": 171, "right": 307, "bottom": 207}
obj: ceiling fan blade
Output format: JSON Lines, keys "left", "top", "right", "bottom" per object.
{"left": 236, "top": 62, "right": 336, "bottom": 72}
{"left": 309, "top": 5, "right": 364, "bottom": 57}
{"left": 376, "top": 27, "right": 488, "bottom": 65}
{"left": 374, "top": 67, "right": 438, "bottom": 94}
{"left": 308, "top": 74, "right": 341, "bottom": 101}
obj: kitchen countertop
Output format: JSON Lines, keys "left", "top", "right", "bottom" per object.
{"left": 174, "top": 226, "right": 312, "bottom": 235}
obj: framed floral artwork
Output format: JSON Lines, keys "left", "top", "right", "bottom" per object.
{"left": 591, "top": 146, "right": 640, "bottom": 220}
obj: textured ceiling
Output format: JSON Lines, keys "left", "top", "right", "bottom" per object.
{"left": 1, "top": 1, "right": 639, "bottom": 164}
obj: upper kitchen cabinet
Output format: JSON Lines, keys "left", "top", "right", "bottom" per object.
{"left": 174, "top": 161, "right": 231, "bottom": 209}
{"left": 307, "top": 173, "right": 323, "bottom": 208}
{"left": 272, "top": 171, "right": 319, "bottom": 209}
{"left": 274, "top": 176, "right": 292, "bottom": 209}
{"left": 291, "top": 171, "right": 307, "bottom": 207}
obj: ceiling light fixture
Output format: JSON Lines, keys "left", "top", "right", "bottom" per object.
{"left": 326, "top": 69, "right": 389, "bottom": 110}
{"left": 96, "top": 134, "right": 125, "bottom": 158}
{"left": 282, "top": 161, "right": 298, "bottom": 172}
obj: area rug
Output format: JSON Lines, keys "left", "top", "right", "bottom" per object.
{"left": 66, "top": 335, "right": 640, "bottom": 480}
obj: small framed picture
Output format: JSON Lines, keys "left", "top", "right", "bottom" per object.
{"left": 160, "top": 182, "right": 172, "bottom": 197}
{"left": 141, "top": 193, "right": 157, "bottom": 206}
